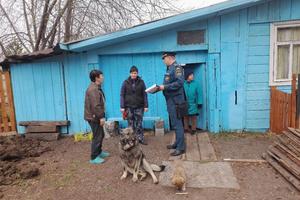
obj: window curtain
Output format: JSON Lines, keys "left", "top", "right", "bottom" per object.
{"left": 276, "top": 27, "right": 300, "bottom": 79}
{"left": 277, "top": 45, "right": 290, "bottom": 79}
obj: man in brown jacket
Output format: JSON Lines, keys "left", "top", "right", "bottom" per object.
{"left": 84, "top": 70, "right": 109, "bottom": 164}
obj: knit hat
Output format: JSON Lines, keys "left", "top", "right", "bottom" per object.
{"left": 184, "top": 69, "right": 193, "bottom": 80}
{"left": 130, "top": 66, "right": 138, "bottom": 73}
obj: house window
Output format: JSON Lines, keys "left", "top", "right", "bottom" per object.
{"left": 270, "top": 21, "right": 300, "bottom": 85}
{"left": 177, "top": 30, "right": 205, "bottom": 45}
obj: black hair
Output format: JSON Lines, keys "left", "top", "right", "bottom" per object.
{"left": 130, "top": 66, "right": 138, "bottom": 73}
{"left": 89, "top": 69, "right": 103, "bottom": 82}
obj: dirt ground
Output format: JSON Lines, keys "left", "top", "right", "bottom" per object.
{"left": 0, "top": 135, "right": 52, "bottom": 188}
{"left": 0, "top": 132, "right": 299, "bottom": 200}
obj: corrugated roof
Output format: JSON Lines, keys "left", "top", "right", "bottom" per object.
{"left": 0, "top": 46, "right": 64, "bottom": 67}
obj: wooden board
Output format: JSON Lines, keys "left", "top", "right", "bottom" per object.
{"left": 19, "top": 121, "right": 69, "bottom": 126}
{"left": 0, "top": 74, "right": 9, "bottom": 132}
{"left": 26, "top": 125, "right": 58, "bottom": 133}
{"left": 263, "top": 153, "right": 300, "bottom": 191}
{"left": 168, "top": 132, "right": 185, "bottom": 161}
{"left": 275, "top": 142, "right": 300, "bottom": 166}
{"left": 278, "top": 135, "right": 300, "bottom": 156}
{"left": 25, "top": 132, "right": 60, "bottom": 141}
{"left": 268, "top": 148, "right": 300, "bottom": 180}
{"left": 185, "top": 134, "right": 200, "bottom": 161}
{"left": 197, "top": 132, "right": 217, "bottom": 161}
{"left": 288, "top": 128, "right": 300, "bottom": 139}
{"left": 283, "top": 131, "right": 300, "bottom": 148}
{"left": 4, "top": 71, "right": 16, "bottom": 131}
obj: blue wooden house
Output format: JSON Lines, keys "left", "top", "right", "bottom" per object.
{"left": 2, "top": 0, "right": 300, "bottom": 134}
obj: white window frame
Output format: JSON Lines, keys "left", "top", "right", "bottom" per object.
{"left": 269, "top": 20, "right": 300, "bottom": 86}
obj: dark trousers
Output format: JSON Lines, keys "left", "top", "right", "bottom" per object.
{"left": 89, "top": 121, "right": 104, "bottom": 160}
{"left": 184, "top": 116, "right": 197, "bottom": 131}
{"left": 127, "top": 107, "right": 144, "bottom": 142}
{"left": 167, "top": 99, "right": 185, "bottom": 151}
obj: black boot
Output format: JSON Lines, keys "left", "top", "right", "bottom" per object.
{"left": 170, "top": 150, "right": 185, "bottom": 156}
{"left": 167, "top": 144, "right": 176, "bottom": 149}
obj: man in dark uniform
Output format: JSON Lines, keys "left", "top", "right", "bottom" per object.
{"left": 159, "top": 52, "right": 185, "bottom": 156}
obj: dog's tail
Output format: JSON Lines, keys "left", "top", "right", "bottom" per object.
{"left": 151, "top": 164, "right": 166, "bottom": 172}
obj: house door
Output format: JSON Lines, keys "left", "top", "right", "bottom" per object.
{"left": 183, "top": 63, "right": 207, "bottom": 130}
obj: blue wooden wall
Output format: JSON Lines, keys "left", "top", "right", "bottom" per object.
{"left": 245, "top": 0, "right": 300, "bottom": 131}
{"left": 10, "top": 61, "right": 67, "bottom": 133}
{"left": 9, "top": 0, "right": 300, "bottom": 134}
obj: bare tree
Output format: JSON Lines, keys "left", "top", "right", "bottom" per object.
{"left": 0, "top": 0, "right": 180, "bottom": 57}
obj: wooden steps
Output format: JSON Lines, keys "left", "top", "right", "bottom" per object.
{"left": 168, "top": 132, "right": 217, "bottom": 162}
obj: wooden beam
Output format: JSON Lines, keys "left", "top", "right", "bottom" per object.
{"left": 278, "top": 135, "right": 300, "bottom": 156}
{"left": 25, "top": 132, "right": 60, "bottom": 141}
{"left": 19, "top": 121, "right": 70, "bottom": 126}
{"left": 291, "top": 74, "right": 297, "bottom": 128}
{"left": 283, "top": 131, "right": 300, "bottom": 148}
{"left": 268, "top": 148, "right": 300, "bottom": 180}
{"left": 0, "top": 72, "right": 9, "bottom": 132}
{"left": 197, "top": 132, "right": 217, "bottom": 161}
{"left": 26, "top": 125, "right": 58, "bottom": 133}
{"left": 289, "top": 128, "right": 300, "bottom": 139}
{"left": 263, "top": 153, "right": 300, "bottom": 191}
{"left": 223, "top": 158, "right": 267, "bottom": 163}
{"left": 185, "top": 134, "right": 200, "bottom": 161}
{"left": 4, "top": 71, "right": 16, "bottom": 131}
{"left": 274, "top": 142, "right": 300, "bottom": 166}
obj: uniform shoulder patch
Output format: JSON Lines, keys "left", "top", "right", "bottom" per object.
{"left": 175, "top": 66, "right": 183, "bottom": 77}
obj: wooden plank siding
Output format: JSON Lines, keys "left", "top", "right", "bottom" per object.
{"left": 219, "top": 9, "right": 248, "bottom": 131}
{"left": 62, "top": 53, "right": 92, "bottom": 133}
{"left": 10, "top": 62, "right": 67, "bottom": 134}
{"left": 245, "top": 23, "right": 270, "bottom": 131}
{"left": 245, "top": 0, "right": 300, "bottom": 131}
{"left": 6, "top": 0, "right": 300, "bottom": 134}
{"left": 0, "top": 71, "right": 16, "bottom": 133}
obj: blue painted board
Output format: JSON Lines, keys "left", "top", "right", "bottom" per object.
{"left": 10, "top": 62, "right": 66, "bottom": 133}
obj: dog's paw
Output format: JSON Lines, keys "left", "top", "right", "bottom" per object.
{"left": 139, "top": 175, "right": 147, "bottom": 181}
{"left": 120, "top": 174, "right": 127, "bottom": 180}
{"left": 132, "top": 176, "right": 138, "bottom": 182}
{"left": 153, "top": 179, "right": 159, "bottom": 184}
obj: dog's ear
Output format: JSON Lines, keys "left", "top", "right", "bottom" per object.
{"left": 120, "top": 128, "right": 129, "bottom": 135}
{"left": 127, "top": 127, "right": 134, "bottom": 134}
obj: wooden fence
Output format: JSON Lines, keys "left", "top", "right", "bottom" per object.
{"left": 0, "top": 71, "right": 16, "bottom": 133}
{"left": 270, "top": 74, "right": 299, "bottom": 133}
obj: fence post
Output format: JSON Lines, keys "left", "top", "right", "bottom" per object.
{"left": 297, "top": 74, "right": 300, "bottom": 128}
{"left": 291, "top": 74, "right": 297, "bottom": 128}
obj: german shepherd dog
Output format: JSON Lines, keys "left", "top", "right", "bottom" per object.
{"left": 119, "top": 128, "right": 165, "bottom": 184}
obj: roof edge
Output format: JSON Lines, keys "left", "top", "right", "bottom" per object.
{"left": 62, "top": 0, "right": 265, "bottom": 52}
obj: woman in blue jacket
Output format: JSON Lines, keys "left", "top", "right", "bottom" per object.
{"left": 183, "top": 70, "right": 202, "bottom": 135}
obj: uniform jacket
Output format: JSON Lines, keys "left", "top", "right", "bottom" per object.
{"left": 84, "top": 82, "right": 105, "bottom": 122}
{"left": 163, "top": 61, "right": 185, "bottom": 104}
{"left": 184, "top": 80, "right": 202, "bottom": 115}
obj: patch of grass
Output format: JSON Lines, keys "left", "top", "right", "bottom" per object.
{"left": 45, "top": 160, "right": 81, "bottom": 188}
{"left": 54, "top": 173, "right": 73, "bottom": 188}
{"left": 209, "top": 131, "right": 275, "bottom": 141}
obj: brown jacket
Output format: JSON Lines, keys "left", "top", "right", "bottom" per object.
{"left": 84, "top": 82, "right": 105, "bottom": 122}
